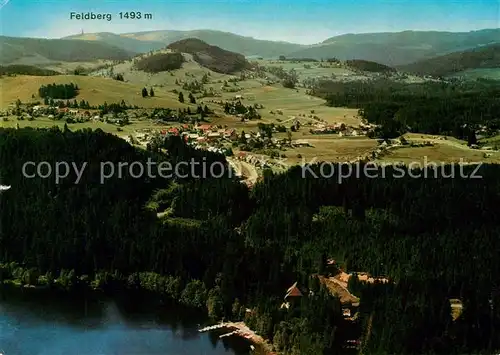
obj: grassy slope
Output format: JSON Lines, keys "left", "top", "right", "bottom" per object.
{"left": 0, "top": 75, "right": 194, "bottom": 109}
{"left": 378, "top": 144, "right": 500, "bottom": 164}
{"left": 4, "top": 54, "right": 500, "bottom": 166}
{"left": 104, "top": 55, "right": 361, "bottom": 127}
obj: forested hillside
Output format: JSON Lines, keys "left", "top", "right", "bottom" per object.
{"left": 310, "top": 78, "right": 500, "bottom": 140}
{"left": 167, "top": 38, "right": 251, "bottom": 74}
{"left": 0, "top": 36, "right": 134, "bottom": 64}
{"left": 1, "top": 127, "right": 499, "bottom": 354}
{"left": 0, "top": 65, "right": 60, "bottom": 76}
{"left": 345, "top": 59, "right": 395, "bottom": 73}
{"left": 134, "top": 52, "right": 185, "bottom": 73}
{"left": 288, "top": 28, "right": 500, "bottom": 66}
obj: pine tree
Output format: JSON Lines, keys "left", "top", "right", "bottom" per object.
{"left": 189, "top": 93, "right": 196, "bottom": 104}
{"left": 142, "top": 88, "right": 148, "bottom": 98}
{"left": 240, "top": 130, "right": 247, "bottom": 144}
{"left": 178, "top": 92, "right": 184, "bottom": 103}
{"left": 150, "top": 88, "right": 155, "bottom": 97}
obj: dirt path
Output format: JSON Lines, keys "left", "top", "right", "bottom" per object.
{"left": 318, "top": 275, "right": 360, "bottom": 305}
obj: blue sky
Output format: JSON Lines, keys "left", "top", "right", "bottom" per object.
{"left": 0, "top": 0, "right": 498, "bottom": 44}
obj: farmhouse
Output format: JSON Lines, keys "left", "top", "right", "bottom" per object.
{"left": 224, "top": 128, "right": 237, "bottom": 139}
{"left": 292, "top": 140, "right": 311, "bottom": 147}
{"left": 167, "top": 127, "right": 180, "bottom": 135}
{"left": 197, "top": 124, "right": 212, "bottom": 133}
{"left": 285, "top": 282, "right": 303, "bottom": 300}
{"left": 207, "top": 132, "right": 221, "bottom": 140}
{"left": 280, "top": 282, "right": 304, "bottom": 310}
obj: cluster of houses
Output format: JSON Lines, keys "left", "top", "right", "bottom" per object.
{"left": 132, "top": 124, "right": 240, "bottom": 153}
{"left": 137, "top": 122, "right": 311, "bottom": 152}
{"left": 163, "top": 124, "right": 239, "bottom": 143}
{"left": 309, "top": 122, "right": 377, "bottom": 136}
{"left": 279, "top": 279, "right": 363, "bottom": 349}
{"left": 14, "top": 105, "right": 100, "bottom": 122}
{"left": 235, "top": 152, "right": 271, "bottom": 169}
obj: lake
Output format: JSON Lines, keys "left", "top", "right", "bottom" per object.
{"left": 0, "top": 286, "right": 251, "bottom": 355}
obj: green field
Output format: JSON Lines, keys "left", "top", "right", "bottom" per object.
{"left": 377, "top": 144, "right": 500, "bottom": 164}
{"left": 254, "top": 59, "right": 357, "bottom": 80}
{"left": 3, "top": 57, "right": 500, "bottom": 168}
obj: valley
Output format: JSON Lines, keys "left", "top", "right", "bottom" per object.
{"left": 2, "top": 37, "right": 499, "bottom": 184}
{"left": 1, "top": 17, "right": 500, "bottom": 355}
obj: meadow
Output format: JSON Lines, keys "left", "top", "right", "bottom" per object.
{"left": 2, "top": 57, "right": 499, "bottom": 168}
{"left": 0, "top": 75, "right": 195, "bottom": 110}
{"left": 377, "top": 144, "right": 500, "bottom": 164}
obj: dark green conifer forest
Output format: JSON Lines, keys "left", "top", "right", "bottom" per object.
{"left": 1, "top": 126, "right": 499, "bottom": 354}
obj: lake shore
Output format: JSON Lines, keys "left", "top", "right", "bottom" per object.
{"left": 204, "top": 321, "right": 278, "bottom": 355}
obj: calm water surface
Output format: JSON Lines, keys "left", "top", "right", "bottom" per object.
{"left": 0, "top": 286, "right": 251, "bottom": 355}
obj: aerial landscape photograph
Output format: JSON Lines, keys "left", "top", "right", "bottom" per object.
{"left": 0, "top": 0, "right": 500, "bottom": 354}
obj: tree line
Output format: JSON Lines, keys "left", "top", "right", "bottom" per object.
{"left": 134, "top": 52, "right": 185, "bottom": 73}
{"left": 38, "top": 83, "right": 79, "bottom": 99}
{"left": 311, "top": 78, "right": 500, "bottom": 140}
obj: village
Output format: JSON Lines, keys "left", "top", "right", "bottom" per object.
{"left": 1, "top": 100, "right": 389, "bottom": 179}
{"left": 4, "top": 98, "right": 490, "bottom": 188}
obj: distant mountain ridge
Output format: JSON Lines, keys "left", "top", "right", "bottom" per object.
{"left": 66, "top": 29, "right": 305, "bottom": 59}
{"left": 287, "top": 29, "right": 500, "bottom": 66}
{"left": 1, "top": 28, "right": 499, "bottom": 67}
{"left": 65, "top": 28, "right": 500, "bottom": 66}
{"left": 0, "top": 36, "right": 134, "bottom": 64}
{"left": 64, "top": 32, "right": 163, "bottom": 54}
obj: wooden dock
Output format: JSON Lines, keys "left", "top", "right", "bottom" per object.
{"left": 219, "top": 330, "right": 239, "bottom": 338}
{"left": 198, "top": 322, "right": 230, "bottom": 333}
